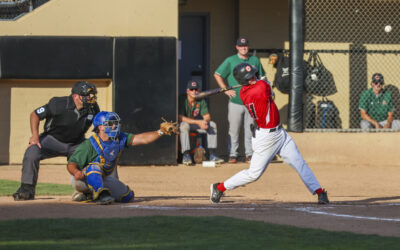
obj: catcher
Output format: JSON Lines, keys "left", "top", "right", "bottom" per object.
{"left": 67, "top": 111, "right": 178, "bottom": 205}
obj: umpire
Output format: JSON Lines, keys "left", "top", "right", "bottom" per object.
{"left": 13, "top": 80, "right": 100, "bottom": 201}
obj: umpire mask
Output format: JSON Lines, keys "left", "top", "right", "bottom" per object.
{"left": 72, "top": 81, "right": 98, "bottom": 109}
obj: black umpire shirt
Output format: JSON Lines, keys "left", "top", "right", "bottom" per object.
{"left": 34, "top": 95, "right": 100, "bottom": 143}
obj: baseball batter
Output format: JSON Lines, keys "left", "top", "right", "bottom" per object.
{"left": 210, "top": 63, "right": 329, "bottom": 204}
{"left": 67, "top": 111, "right": 178, "bottom": 205}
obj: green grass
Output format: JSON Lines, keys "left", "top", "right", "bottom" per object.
{"left": 0, "top": 216, "right": 399, "bottom": 250}
{"left": 0, "top": 179, "right": 73, "bottom": 196}
{"left": 1, "top": 179, "right": 399, "bottom": 249}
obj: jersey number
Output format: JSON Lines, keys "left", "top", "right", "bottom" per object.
{"left": 245, "top": 103, "right": 258, "bottom": 119}
{"left": 36, "top": 107, "right": 45, "bottom": 114}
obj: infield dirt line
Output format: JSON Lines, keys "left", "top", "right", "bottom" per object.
{"left": 123, "top": 203, "right": 400, "bottom": 222}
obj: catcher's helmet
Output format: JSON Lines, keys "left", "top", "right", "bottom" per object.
{"left": 93, "top": 111, "right": 121, "bottom": 140}
{"left": 71, "top": 80, "right": 98, "bottom": 105}
{"left": 233, "top": 63, "right": 258, "bottom": 86}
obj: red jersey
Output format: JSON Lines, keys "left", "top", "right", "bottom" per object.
{"left": 239, "top": 80, "right": 280, "bottom": 129}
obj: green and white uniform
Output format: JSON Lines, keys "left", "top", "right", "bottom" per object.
{"left": 178, "top": 95, "right": 218, "bottom": 153}
{"left": 359, "top": 88, "right": 400, "bottom": 129}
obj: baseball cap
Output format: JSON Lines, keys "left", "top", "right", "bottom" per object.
{"left": 187, "top": 79, "right": 200, "bottom": 90}
{"left": 372, "top": 73, "right": 384, "bottom": 84}
{"left": 236, "top": 37, "right": 249, "bottom": 46}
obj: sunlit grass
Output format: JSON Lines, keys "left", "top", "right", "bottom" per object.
{"left": 0, "top": 216, "right": 399, "bottom": 250}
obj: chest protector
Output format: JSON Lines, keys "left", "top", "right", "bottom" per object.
{"left": 89, "top": 132, "right": 127, "bottom": 175}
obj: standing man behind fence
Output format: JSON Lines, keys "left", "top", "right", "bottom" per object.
{"left": 214, "top": 37, "right": 265, "bottom": 163}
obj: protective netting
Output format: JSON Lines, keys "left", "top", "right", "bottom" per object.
{"left": 304, "top": 0, "right": 400, "bottom": 132}
{"left": 0, "top": 0, "right": 49, "bottom": 20}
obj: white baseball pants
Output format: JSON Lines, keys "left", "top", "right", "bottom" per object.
{"left": 224, "top": 127, "right": 321, "bottom": 194}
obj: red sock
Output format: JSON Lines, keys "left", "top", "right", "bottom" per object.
{"left": 315, "top": 188, "right": 323, "bottom": 195}
{"left": 217, "top": 183, "right": 226, "bottom": 192}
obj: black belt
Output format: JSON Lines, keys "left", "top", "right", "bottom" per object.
{"left": 251, "top": 124, "right": 282, "bottom": 137}
{"left": 261, "top": 124, "right": 282, "bottom": 133}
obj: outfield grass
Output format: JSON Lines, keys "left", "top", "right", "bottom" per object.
{"left": 0, "top": 216, "right": 399, "bottom": 250}
{"left": 0, "top": 179, "right": 73, "bottom": 196}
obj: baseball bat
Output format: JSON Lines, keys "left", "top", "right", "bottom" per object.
{"left": 195, "top": 84, "right": 242, "bottom": 100}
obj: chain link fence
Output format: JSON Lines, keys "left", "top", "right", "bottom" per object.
{"left": 304, "top": 0, "right": 400, "bottom": 132}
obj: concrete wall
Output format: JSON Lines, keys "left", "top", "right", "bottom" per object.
{"left": 292, "top": 132, "right": 400, "bottom": 165}
{"left": 0, "top": 0, "right": 178, "bottom": 36}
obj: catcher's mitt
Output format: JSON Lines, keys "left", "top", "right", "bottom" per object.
{"left": 160, "top": 117, "right": 179, "bottom": 135}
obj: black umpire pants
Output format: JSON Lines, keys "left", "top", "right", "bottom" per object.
{"left": 21, "top": 134, "right": 83, "bottom": 186}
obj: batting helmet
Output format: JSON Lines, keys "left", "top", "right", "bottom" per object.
{"left": 233, "top": 63, "right": 258, "bottom": 86}
{"left": 93, "top": 111, "right": 121, "bottom": 140}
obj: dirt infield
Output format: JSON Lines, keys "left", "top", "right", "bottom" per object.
{"left": 1, "top": 162, "right": 400, "bottom": 237}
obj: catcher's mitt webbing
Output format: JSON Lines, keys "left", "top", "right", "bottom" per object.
{"left": 159, "top": 117, "right": 179, "bottom": 135}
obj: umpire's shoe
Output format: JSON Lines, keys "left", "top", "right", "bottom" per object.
{"left": 318, "top": 189, "right": 329, "bottom": 204}
{"left": 13, "top": 183, "right": 35, "bottom": 201}
{"left": 95, "top": 190, "right": 114, "bottom": 205}
{"left": 210, "top": 183, "right": 224, "bottom": 203}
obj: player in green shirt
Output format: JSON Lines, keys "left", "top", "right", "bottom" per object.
{"left": 178, "top": 80, "right": 223, "bottom": 165}
{"left": 67, "top": 111, "right": 174, "bottom": 205}
{"left": 359, "top": 73, "right": 400, "bottom": 130}
{"left": 214, "top": 37, "right": 265, "bottom": 163}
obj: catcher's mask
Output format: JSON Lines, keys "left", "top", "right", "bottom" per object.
{"left": 233, "top": 63, "right": 258, "bottom": 86}
{"left": 93, "top": 111, "right": 121, "bottom": 140}
{"left": 72, "top": 80, "right": 98, "bottom": 108}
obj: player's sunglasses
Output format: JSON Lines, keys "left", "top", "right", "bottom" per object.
{"left": 189, "top": 89, "right": 199, "bottom": 91}
{"left": 373, "top": 82, "right": 384, "bottom": 86}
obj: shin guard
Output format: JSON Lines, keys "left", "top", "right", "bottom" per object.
{"left": 85, "top": 164, "right": 106, "bottom": 200}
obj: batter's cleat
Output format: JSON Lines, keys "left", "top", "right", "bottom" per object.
{"left": 210, "top": 183, "right": 224, "bottom": 203}
{"left": 72, "top": 191, "right": 93, "bottom": 202}
{"left": 13, "top": 183, "right": 35, "bottom": 201}
{"left": 318, "top": 189, "right": 329, "bottom": 204}
{"left": 95, "top": 190, "right": 114, "bottom": 205}
{"left": 209, "top": 154, "right": 224, "bottom": 164}
{"left": 228, "top": 157, "right": 237, "bottom": 164}
{"left": 182, "top": 152, "right": 193, "bottom": 166}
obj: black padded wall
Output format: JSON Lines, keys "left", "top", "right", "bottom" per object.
{"left": 114, "top": 37, "right": 177, "bottom": 165}
{"left": 0, "top": 36, "right": 113, "bottom": 78}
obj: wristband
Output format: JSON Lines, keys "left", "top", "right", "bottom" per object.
{"left": 157, "top": 129, "right": 164, "bottom": 136}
